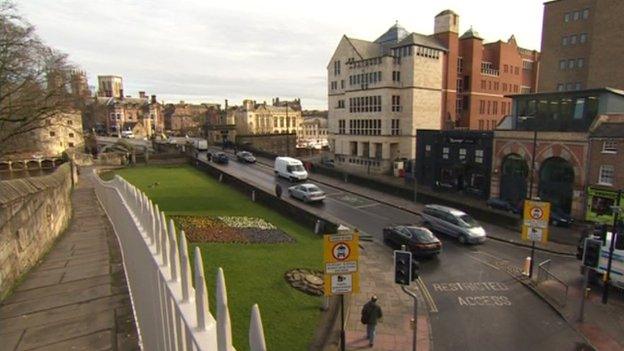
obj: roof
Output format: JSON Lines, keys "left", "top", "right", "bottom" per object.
{"left": 345, "top": 37, "right": 382, "bottom": 59}
{"left": 504, "top": 87, "right": 624, "bottom": 99}
{"left": 374, "top": 22, "right": 409, "bottom": 45}
{"left": 302, "top": 117, "right": 328, "bottom": 127}
{"left": 436, "top": 9, "right": 457, "bottom": 17}
{"left": 459, "top": 26, "right": 483, "bottom": 40}
{"left": 395, "top": 33, "right": 448, "bottom": 51}
{"left": 589, "top": 115, "right": 624, "bottom": 137}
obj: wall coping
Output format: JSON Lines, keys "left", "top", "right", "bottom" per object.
{"left": 0, "top": 163, "right": 71, "bottom": 206}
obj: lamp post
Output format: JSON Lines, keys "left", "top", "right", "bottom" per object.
{"left": 520, "top": 115, "right": 539, "bottom": 278}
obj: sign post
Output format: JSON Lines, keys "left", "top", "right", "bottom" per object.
{"left": 522, "top": 200, "right": 551, "bottom": 278}
{"left": 323, "top": 230, "right": 360, "bottom": 351}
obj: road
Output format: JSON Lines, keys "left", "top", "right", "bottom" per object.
{"left": 197, "top": 149, "right": 591, "bottom": 351}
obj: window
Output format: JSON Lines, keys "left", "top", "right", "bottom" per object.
{"left": 475, "top": 150, "right": 484, "bottom": 164}
{"left": 582, "top": 9, "right": 589, "bottom": 19}
{"left": 337, "top": 100, "right": 345, "bottom": 109}
{"left": 68, "top": 142, "right": 74, "bottom": 147}
{"left": 478, "top": 120, "right": 484, "bottom": 130}
{"left": 69, "top": 133, "right": 74, "bottom": 138}
{"left": 568, "top": 59, "right": 575, "bottom": 69}
{"left": 573, "top": 11, "right": 580, "bottom": 20}
{"left": 334, "top": 60, "right": 341, "bottom": 76}
{"left": 442, "top": 147, "right": 449, "bottom": 159}
{"left": 566, "top": 83, "right": 573, "bottom": 91}
{"left": 602, "top": 140, "right": 617, "bottom": 153}
{"left": 459, "top": 148, "right": 466, "bottom": 161}
{"left": 504, "top": 64, "right": 509, "bottom": 73}
{"left": 340, "top": 80, "right": 344, "bottom": 89}
{"left": 479, "top": 100, "right": 485, "bottom": 114}
{"left": 570, "top": 35, "right": 577, "bottom": 45}
{"left": 392, "top": 95, "right": 401, "bottom": 112}
{"left": 49, "top": 131, "right": 55, "bottom": 137}
{"left": 557, "top": 84, "right": 564, "bottom": 92}
{"left": 481, "top": 80, "right": 486, "bottom": 89}
{"left": 338, "top": 120, "right": 345, "bottom": 134}
{"left": 487, "top": 101, "right": 491, "bottom": 114}
{"left": 564, "top": 13, "right": 570, "bottom": 22}
{"left": 559, "top": 60, "right": 566, "bottom": 70}
{"left": 67, "top": 120, "right": 73, "bottom": 125}
{"left": 502, "top": 101, "right": 507, "bottom": 114}
{"left": 575, "top": 82, "right": 582, "bottom": 90}
{"left": 562, "top": 36, "right": 569, "bottom": 46}
{"left": 493, "top": 101, "right": 498, "bottom": 115}
{"left": 523, "top": 60, "right": 533, "bottom": 70}
{"left": 599, "top": 165, "right": 614, "bottom": 185}
{"left": 580, "top": 33, "right": 587, "bottom": 43}
{"left": 392, "top": 71, "right": 401, "bottom": 82}
{"left": 391, "top": 119, "right": 400, "bottom": 135}
{"left": 274, "top": 117, "right": 278, "bottom": 127}
{"left": 514, "top": 67, "right": 519, "bottom": 75}
{"left": 577, "top": 58, "right": 585, "bottom": 68}
{"left": 503, "top": 83, "right": 508, "bottom": 92}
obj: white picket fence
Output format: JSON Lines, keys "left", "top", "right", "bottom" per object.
{"left": 93, "top": 172, "right": 267, "bottom": 351}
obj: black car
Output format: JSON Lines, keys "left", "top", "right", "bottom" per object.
{"left": 382, "top": 225, "right": 442, "bottom": 256}
{"left": 213, "top": 152, "right": 229, "bottom": 164}
{"left": 550, "top": 208, "right": 574, "bottom": 227}
{"left": 486, "top": 198, "right": 521, "bottom": 214}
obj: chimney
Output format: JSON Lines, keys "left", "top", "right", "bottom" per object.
{"left": 151, "top": 95, "right": 156, "bottom": 104}
{"left": 139, "top": 91, "right": 146, "bottom": 99}
{"left": 119, "top": 89, "right": 124, "bottom": 99}
{"left": 225, "top": 99, "right": 228, "bottom": 109}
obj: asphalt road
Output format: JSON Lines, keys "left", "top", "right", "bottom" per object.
{"left": 197, "top": 149, "right": 590, "bottom": 351}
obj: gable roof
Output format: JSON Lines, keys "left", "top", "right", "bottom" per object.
{"left": 396, "top": 33, "right": 447, "bottom": 51}
{"left": 344, "top": 36, "right": 382, "bottom": 59}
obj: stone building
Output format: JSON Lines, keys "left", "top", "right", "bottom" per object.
{"left": 163, "top": 102, "right": 220, "bottom": 136}
{"left": 97, "top": 75, "right": 124, "bottom": 99}
{"left": 84, "top": 92, "right": 163, "bottom": 138}
{"left": 585, "top": 114, "right": 624, "bottom": 224}
{"left": 327, "top": 10, "right": 538, "bottom": 175}
{"left": 490, "top": 88, "right": 624, "bottom": 219}
{"left": 2, "top": 111, "right": 84, "bottom": 158}
{"left": 298, "top": 117, "right": 328, "bottom": 149}
{"left": 231, "top": 99, "right": 302, "bottom": 136}
{"left": 539, "top": 0, "right": 624, "bottom": 92}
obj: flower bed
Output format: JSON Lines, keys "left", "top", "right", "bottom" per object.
{"left": 172, "top": 215, "right": 295, "bottom": 244}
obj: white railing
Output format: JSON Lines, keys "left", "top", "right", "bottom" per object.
{"left": 92, "top": 172, "right": 267, "bottom": 351}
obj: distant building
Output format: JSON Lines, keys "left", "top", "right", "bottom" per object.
{"left": 163, "top": 101, "right": 219, "bottom": 136}
{"left": 231, "top": 99, "right": 302, "bottom": 136}
{"left": 2, "top": 111, "right": 84, "bottom": 158}
{"left": 298, "top": 117, "right": 328, "bottom": 149}
{"left": 491, "top": 88, "right": 624, "bottom": 219}
{"left": 85, "top": 93, "right": 163, "bottom": 137}
{"left": 97, "top": 75, "right": 124, "bottom": 99}
{"left": 272, "top": 97, "right": 302, "bottom": 111}
{"left": 539, "top": 0, "right": 624, "bottom": 92}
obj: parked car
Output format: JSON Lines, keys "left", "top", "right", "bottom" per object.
{"left": 213, "top": 152, "right": 229, "bottom": 164}
{"left": 383, "top": 225, "right": 442, "bottom": 257}
{"left": 550, "top": 208, "right": 574, "bottom": 227}
{"left": 274, "top": 156, "right": 308, "bottom": 181}
{"left": 288, "top": 183, "right": 326, "bottom": 203}
{"left": 486, "top": 198, "right": 521, "bottom": 214}
{"left": 236, "top": 151, "right": 256, "bottom": 163}
{"left": 321, "top": 159, "right": 335, "bottom": 168}
{"left": 121, "top": 130, "right": 134, "bottom": 139}
{"left": 421, "top": 204, "right": 487, "bottom": 244}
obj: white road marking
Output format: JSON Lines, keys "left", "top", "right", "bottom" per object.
{"left": 355, "top": 203, "right": 381, "bottom": 209}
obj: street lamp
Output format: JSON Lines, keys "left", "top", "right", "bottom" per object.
{"left": 519, "top": 115, "right": 539, "bottom": 278}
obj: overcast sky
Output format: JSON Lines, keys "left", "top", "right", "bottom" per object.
{"left": 18, "top": 0, "right": 545, "bottom": 109}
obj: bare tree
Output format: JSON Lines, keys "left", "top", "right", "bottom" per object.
{"left": 0, "top": 1, "right": 81, "bottom": 157}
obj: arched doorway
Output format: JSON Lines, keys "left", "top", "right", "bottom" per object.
{"left": 499, "top": 154, "right": 528, "bottom": 207}
{"left": 539, "top": 157, "right": 574, "bottom": 214}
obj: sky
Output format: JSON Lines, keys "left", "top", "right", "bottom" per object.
{"left": 18, "top": 0, "right": 546, "bottom": 110}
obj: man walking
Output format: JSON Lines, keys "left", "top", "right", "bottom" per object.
{"left": 361, "top": 295, "right": 383, "bottom": 347}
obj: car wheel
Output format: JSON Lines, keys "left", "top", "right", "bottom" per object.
{"left": 458, "top": 235, "right": 467, "bottom": 244}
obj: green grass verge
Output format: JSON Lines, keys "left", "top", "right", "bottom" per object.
{"left": 109, "top": 164, "right": 323, "bottom": 350}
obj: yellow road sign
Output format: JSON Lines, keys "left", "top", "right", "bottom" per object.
{"left": 323, "top": 232, "right": 360, "bottom": 295}
{"left": 522, "top": 200, "right": 551, "bottom": 243}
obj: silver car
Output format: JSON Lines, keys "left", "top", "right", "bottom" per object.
{"left": 288, "top": 183, "right": 326, "bottom": 203}
{"left": 420, "top": 204, "right": 486, "bottom": 244}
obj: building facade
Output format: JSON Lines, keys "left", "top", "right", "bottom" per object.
{"left": 416, "top": 130, "right": 493, "bottom": 199}
{"left": 231, "top": 99, "right": 302, "bottom": 136}
{"left": 298, "top": 117, "right": 328, "bottom": 149}
{"left": 539, "top": 0, "right": 624, "bottom": 92}
{"left": 490, "top": 88, "right": 624, "bottom": 219}
{"left": 86, "top": 93, "right": 163, "bottom": 137}
{"left": 585, "top": 114, "right": 624, "bottom": 224}
{"left": 163, "top": 102, "right": 220, "bottom": 136}
{"left": 97, "top": 75, "right": 124, "bottom": 99}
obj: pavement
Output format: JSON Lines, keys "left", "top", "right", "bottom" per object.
{"left": 0, "top": 172, "right": 139, "bottom": 351}
{"left": 344, "top": 241, "right": 430, "bottom": 351}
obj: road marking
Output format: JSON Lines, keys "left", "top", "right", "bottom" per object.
{"left": 467, "top": 254, "right": 501, "bottom": 271}
{"left": 355, "top": 203, "right": 380, "bottom": 209}
{"left": 416, "top": 277, "right": 438, "bottom": 313}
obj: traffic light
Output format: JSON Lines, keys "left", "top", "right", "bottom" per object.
{"left": 394, "top": 250, "right": 412, "bottom": 285}
{"left": 583, "top": 238, "right": 602, "bottom": 268}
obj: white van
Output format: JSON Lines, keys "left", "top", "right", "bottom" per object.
{"left": 274, "top": 157, "right": 308, "bottom": 182}
{"left": 193, "top": 139, "right": 208, "bottom": 151}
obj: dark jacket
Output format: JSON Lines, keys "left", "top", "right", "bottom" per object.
{"left": 362, "top": 300, "right": 382, "bottom": 325}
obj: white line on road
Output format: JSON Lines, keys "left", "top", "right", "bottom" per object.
{"left": 355, "top": 203, "right": 381, "bottom": 209}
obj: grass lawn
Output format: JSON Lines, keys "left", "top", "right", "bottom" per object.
{"left": 106, "top": 164, "right": 324, "bottom": 350}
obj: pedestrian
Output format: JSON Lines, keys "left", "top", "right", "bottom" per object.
{"left": 361, "top": 295, "right": 383, "bottom": 347}
{"left": 275, "top": 183, "right": 283, "bottom": 198}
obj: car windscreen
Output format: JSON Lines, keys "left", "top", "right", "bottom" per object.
{"left": 405, "top": 227, "right": 436, "bottom": 242}
{"left": 287, "top": 164, "right": 305, "bottom": 172}
{"left": 458, "top": 214, "right": 479, "bottom": 228}
{"left": 305, "top": 185, "right": 321, "bottom": 193}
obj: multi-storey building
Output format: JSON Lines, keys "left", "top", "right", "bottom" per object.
{"left": 97, "top": 75, "right": 124, "bottom": 99}
{"left": 162, "top": 101, "right": 220, "bottom": 136}
{"left": 539, "top": 0, "right": 624, "bottom": 92}
{"left": 298, "top": 117, "right": 328, "bottom": 149}
{"left": 231, "top": 99, "right": 302, "bottom": 136}
{"left": 85, "top": 92, "right": 163, "bottom": 138}
{"left": 327, "top": 11, "right": 538, "bottom": 174}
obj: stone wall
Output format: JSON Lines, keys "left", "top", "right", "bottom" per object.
{"left": 0, "top": 163, "right": 74, "bottom": 300}
{"left": 236, "top": 133, "right": 297, "bottom": 156}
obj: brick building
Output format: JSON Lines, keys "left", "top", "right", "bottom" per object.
{"left": 585, "top": 114, "right": 624, "bottom": 224}
{"left": 85, "top": 93, "right": 163, "bottom": 138}
{"left": 539, "top": 0, "right": 624, "bottom": 92}
{"left": 490, "top": 88, "right": 624, "bottom": 219}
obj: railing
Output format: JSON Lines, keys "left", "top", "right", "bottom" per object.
{"left": 536, "top": 259, "right": 569, "bottom": 307}
{"left": 93, "top": 171, "right": 267, "bottom": 351}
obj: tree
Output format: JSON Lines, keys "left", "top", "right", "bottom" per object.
{"left": 0, "top": 1, "right": 81, "bottom": 157}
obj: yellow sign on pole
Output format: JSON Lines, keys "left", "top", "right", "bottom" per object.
{"left": 521, "top": 200, "right": 551, "bottom": 243}
{"left": 323, "top": 232, "right": 360, "bottom": 295}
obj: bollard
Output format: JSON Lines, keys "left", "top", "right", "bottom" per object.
{"left": 314, "top": 220, "right": 321, "bottom": 235}
{"left": 252, "top": 190, "right": 256, "bottom": 202}
{"left": 523, "top": 256, "right": 531, "bottom": 276}
{"left": 219, "top": 173, "right": 223, "bottom": 182}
